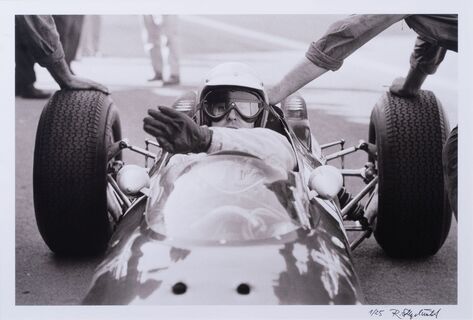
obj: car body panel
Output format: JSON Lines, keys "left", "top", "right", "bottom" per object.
{"left": 83, "top": 115, "right": 365, "bottom": 305}
{"left": 83, "top": 193, "right": 364, "bottom": 304}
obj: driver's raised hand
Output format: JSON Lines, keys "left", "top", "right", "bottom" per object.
{"left": 143, "top": 106, "right": 213, "bottom": 154}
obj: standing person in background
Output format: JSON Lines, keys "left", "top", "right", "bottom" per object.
{"left": 142, "top": 15, "right": 181, "bottom": 85}
{"left": 15, "top": 15, "right": 108, "bottom": 99}
{"left": 52, "top": 15, "right": 85, "bottom": 72}
{"left": 78, "top": 15, "right": 102, "bottom": 58}
{"left": 15, "top": 16, "right": 52, "bottom": 99}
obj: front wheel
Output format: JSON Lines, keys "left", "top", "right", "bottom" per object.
{"left": 443, "top": 126, "right": 457, "bottom": 220}
{"left": 369, "top": 90, "right": 451, "bottom": 258}
{"left": 33, "top": 90, "right": 122, "bottom": 256}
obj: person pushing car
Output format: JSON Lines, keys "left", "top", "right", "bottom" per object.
{"left": 265, "top": 14, "right": 458, "bottom": 217}
{"left": 15, "top": 15, "right": 108, "bottom": 97}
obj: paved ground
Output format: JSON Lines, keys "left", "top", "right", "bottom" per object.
{"left": 10, "top": 14, "right": 461, "bottom": 317}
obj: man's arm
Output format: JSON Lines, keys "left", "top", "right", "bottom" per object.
{"left": 15, "top": 15, "right": 64, "bottom": 66}
{"left": 15, "top": 15, "right": 108, "bottom": 93}
{"left": 46, "top": 58, "right": 109, "bottom": 93}
{"left": 267, "top": 58, "right": 328, "bottom": 105}
{"left": 143, "top": 107, "right": 213, "bottom": 154}
{"left": 390, "top": 36, "right": 447, "bottom": 97}
{"left": 268, "top": 14, "right": 406, "bottom": 104}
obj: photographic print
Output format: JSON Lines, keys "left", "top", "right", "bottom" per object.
{"left": 4, "top": 1, "right": 471, "bottom": 319}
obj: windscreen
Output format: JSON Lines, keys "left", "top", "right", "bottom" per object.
{"left": 146, "top": 154, "right": 305, "bottom": 242}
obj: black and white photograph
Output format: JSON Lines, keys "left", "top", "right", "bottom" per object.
{"left": 2, "top": 1, "right": 472, "bottom": 319}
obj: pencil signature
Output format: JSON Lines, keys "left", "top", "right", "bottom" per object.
{"left": 369, "top": 308, "right": 441, "bottom": 319}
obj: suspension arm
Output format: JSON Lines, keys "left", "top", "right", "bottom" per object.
{"left": 325, "top": 140, "right": 377, "bottom": 161}
{"left": 341, "top": 176, "right": 378, "bottom": 217}
{"left": 108, "top": 139, "right": 158, "bottom": 162}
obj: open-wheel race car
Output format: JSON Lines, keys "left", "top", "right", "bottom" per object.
{"left": 33, "top": 63, "right": 452, "bottom": 305}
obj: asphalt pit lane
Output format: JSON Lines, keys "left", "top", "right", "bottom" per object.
{"left": 172, "top": 282, "right": 187, "bottom": 295}
{"left": 237, "top": 283, "right": 251, "bottom": 295}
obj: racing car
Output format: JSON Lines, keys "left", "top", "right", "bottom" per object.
{"left": 33, "top": 62, "right": 452, "bottom": 305}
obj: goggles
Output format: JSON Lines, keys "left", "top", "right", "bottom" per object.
{"left": 201, "top": 89, "right": 266, "bottom": 122}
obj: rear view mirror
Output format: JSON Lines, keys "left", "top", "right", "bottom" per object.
{"left": 117, "top": 164, "right": 151, "bottom": 195}
{"left": 172, "top": 91, "right": 197, "bottom": 117}
{"left": 308, "top": 165, "right": 343, "bottom": 200}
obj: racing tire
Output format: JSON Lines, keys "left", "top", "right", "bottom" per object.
{"left": 443, "top": 126, "right": 457, "bottom": 220}
{"left": 369, "top": 90, "right": 451, "bottom": 258}
{"left": 33, "top": 90, "right": 122, "bottom": 256}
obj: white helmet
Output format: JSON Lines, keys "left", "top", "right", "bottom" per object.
{"left": 196, "top": 62, "right": 270, "bottom": 127}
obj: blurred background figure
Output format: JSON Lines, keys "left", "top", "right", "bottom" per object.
{"left": 52, "top": 15, "right": 85, "bottom": 72}
{"left": 15, "top": 17, "right": 52, "bottom": 99}
{"left": 78, "top": 15, "right": 102, "bottom": 58}
{"left": 142, "top": 15, "right": 180, "bottom": 85}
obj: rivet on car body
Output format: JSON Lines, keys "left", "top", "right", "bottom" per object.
{"left": 236, "top": 283, "right": 251, "bottom": 295}
{"left": 172, "top": 282, "right": 187, "bottom": 295}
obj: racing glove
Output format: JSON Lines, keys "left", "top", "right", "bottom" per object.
{"left": 143, "top": 106, "right": 213, "bottom": 154}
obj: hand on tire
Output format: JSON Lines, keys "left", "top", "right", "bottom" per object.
{"left": 143, "top": 106, "right": 213, "bottom": 154}
{"left": 61, "top": 75, "right": 110, "bottom": 94}
{"left": 389, "top": 77, "right": 419, "bottom": 98}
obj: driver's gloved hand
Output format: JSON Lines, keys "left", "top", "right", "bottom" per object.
{"left": 143, "top": 106, "right": 213, "bottom": 154}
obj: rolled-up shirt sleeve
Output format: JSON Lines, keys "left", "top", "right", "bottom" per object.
{"left": 15, "top": 15, "right": 64, "bottom": 67}
{"left": 305, "top": 14, "right": 406, "bottom": 71}
{"left": 409, "top": 36, "right": 447, "bottom": 75}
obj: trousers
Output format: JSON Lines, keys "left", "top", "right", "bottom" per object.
{"left": 142, "top": 15, "right": 180, "bottom": 77}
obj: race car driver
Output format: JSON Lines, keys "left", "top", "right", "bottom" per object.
{"left": 143, "top": 63, "right": 297, "bottom": 172}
